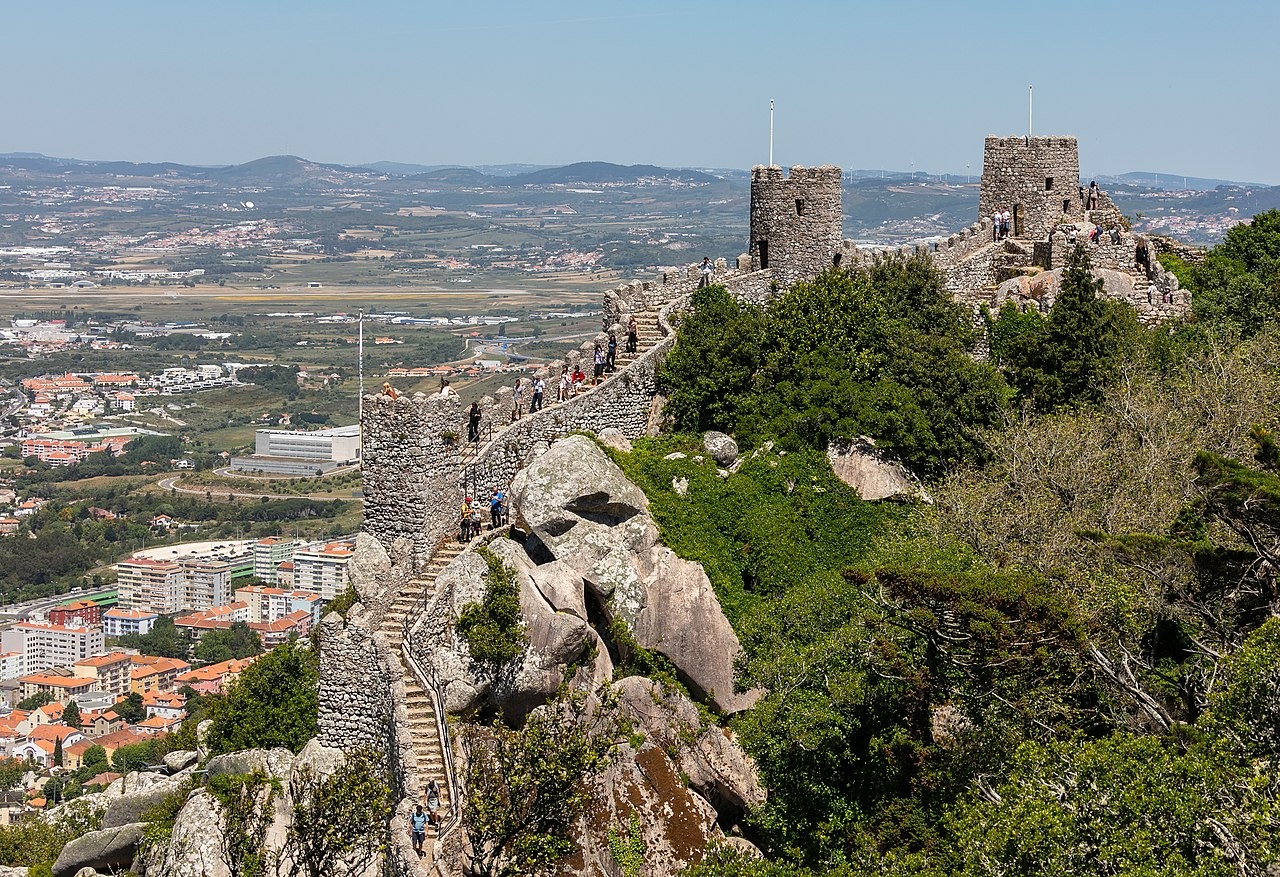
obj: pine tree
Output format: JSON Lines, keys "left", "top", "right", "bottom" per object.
{"left": 52, "top": 735, "right": 63, "bottom": 768}
{"left": 62, "top": 700, "right": 81, "bottom": 729}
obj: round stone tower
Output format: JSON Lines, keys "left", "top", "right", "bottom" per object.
{"left": 749, "top": 164, "right": 843, "bottom": 287}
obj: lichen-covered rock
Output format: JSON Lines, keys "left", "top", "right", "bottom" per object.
{"left": 101, "top": 777, "right": 182, "bottom": 828}
{"left": 162, "top": 750, "right": 198, "bottom": 774}
{"left": 615, "top": 676, "right": 764, "bottom": 822}
{"left": 205, "top": 747, "right": 295, "bottom": 781}
{"left": 826, "top": 438, "right": 929, "bottom": 502}
{"left": 702, "top": 431, "right": 738, "bottom": 466}
{"left": 52, "top": 823, "right": 144, "bottom": 877}
{"left": 146, "top": 789, "right": 229, "bottom": 877}
{"left": 596, "top": 427, "right": 632, "bottom": 453}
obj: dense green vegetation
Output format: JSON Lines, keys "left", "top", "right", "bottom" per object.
{"left": 636, "top": 227, "right": 1280, "bottom": 874}
{"left": 458, "top": 548, "right": 528, "bottom": 664}
{"left": 204, "top": 639, "right": 319, "bottom": 756}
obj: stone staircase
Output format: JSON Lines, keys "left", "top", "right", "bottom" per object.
{"left": 380, "top": 541, "right": 465, "bottom": 830}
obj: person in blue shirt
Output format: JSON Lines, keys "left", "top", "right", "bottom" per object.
{"left": 410, "top": 804, "right": 428, "bottom": 855}
{"left": 490, "top": 488, "right": 504, "bottom": 529}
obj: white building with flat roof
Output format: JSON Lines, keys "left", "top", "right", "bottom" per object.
{"left": 291, "top": 540, "right": 356, "bottom": 601}
{"left": 1, "top": 622, "right": 104, "bottom": 675}
{"left": 253, "top": 425, "right": 360, "bottom": 463}
{"left": 103, "top": 608, "right": 158, "bottom": 638}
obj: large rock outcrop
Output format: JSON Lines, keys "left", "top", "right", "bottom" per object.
{"left": 430, "top": 434, "right": 757, "bottom": 716}
{"left": 827, "top": 438, "right": 929, "bottom": 503}
{"left": 52, "top": 824, "right": 145, "bottom": 877}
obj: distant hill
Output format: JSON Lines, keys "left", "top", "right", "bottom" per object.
{"left": 1101, "top": 171, "right": 1266, "bottom": 190}
{"left": 508, "top": 162, "right": 720, "bottom": 186}
{"left": 409, "top": 167, "right": 494, "bottom": 186}
{"left": 198, "top": 155, "right": 379, "bottom": 187}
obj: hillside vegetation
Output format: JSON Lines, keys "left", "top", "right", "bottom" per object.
{"left": 634, "top": 212, "right": 1280, "bottom": 875}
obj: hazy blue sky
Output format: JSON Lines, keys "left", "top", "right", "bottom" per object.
{"left": 5, "top": 0, "right": 1274, "bottom": 182}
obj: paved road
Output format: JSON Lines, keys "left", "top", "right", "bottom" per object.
{"left": 0, "top": 587, "right": 118, "bottom": 621}
{"left": 157, "top": 476, "right": 355, "bottom": 503}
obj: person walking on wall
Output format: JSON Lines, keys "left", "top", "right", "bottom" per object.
{"left": 593, "top": 342, "right": 605, "bottom": 385}
{"left": 426, "top": 778, "right": 443, "bottom": 827}
{"left": 467, "top": 401, "right": 481, "bottom": 444}
{"left": 489, "top": 487, "right": 504, "bottom": 529}
{"left": 1088, "top": 181, "right": 1100, "bottom": 210}
{"left": 410, "top": 804, "right": 429, "bottom": 855}
{"left": 698, "top": 256, "right": 712, "bottom": 288}
{"left": 626, "top": 315, "right": 638, "bottom": 354}
{"left": 531, "top": 376, "right": 545, "bottom": 412}
{"left": 1001, "top": 208, "right": 1012, "bottom": 239}
{"left": 459, "top": 497, "right": 473, "bottom": 542}
{"left": 992, "top": 210, "right": 1001, "bottom": 241}
{"left": 470, "top": 501, "right": 483, "bottom": 538}
{"left": 571, "top": 364, "right": 586, "bottom": 395}
{"left": 1078, "top": 184, "right": 1087, "bottom": 213}
{"left": 1135, "top": 237, "right": 1152, "bottom": 280}
{"left": 558, "top": 368, "right": 569, "bottom": 403}
{"left": 606, "top": 333, "right": 617, "bottom": 373}
{"left": 511, "top": 378, "right": 524, "bottom": 421}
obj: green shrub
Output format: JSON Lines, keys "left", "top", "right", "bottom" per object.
{"left": 457, "top": 548, "right": 527, "bottom": 664}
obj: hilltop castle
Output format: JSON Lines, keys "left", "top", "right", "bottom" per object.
{"left": 750, "top": 135, "right": 1189, "bottom": 322}
{"left": 319, "top": 133, "right": 1196, "bottom": 876}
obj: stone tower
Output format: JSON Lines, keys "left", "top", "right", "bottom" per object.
{"left": 979, "top": 136, "right": 1083, "bottom": 239}
{"left": 749, "top": 165, "right": 843, "bottom": 287}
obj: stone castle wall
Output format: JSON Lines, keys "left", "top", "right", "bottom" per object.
{"left": 980, "top": 136, "right": 1084, "bottom": 240}
{"left": 749, "top": 165, "right": 843, "bottom": 287}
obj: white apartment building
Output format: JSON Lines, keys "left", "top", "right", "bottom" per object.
{"left": 0, "top": 653, "right": 21, "bottom": 681}
{"left": 0, "top": 622, "right": 104, "bottom": 675}
{"left": 181, "top": 558, "right": 232, "bottom": 611}
{"left": 291, "top": 540, "right": 356, "bottom": 601}
{"left": 116, "top": 557, "right": 183, "bottom": 615}
{"left": 103, "top": 608, "right": 159, "bottom": 637}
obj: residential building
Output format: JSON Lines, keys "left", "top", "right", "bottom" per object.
{"left": 1, "top": 622, "right": 104, "bottom": 675}
{"left": 276, "top": 560, "right": 294, "bottom": 587}
{"left": 0, "top": 519, "right": 18, "bottom": 536}
{"left": 128, "top": 656, "right": 189, "bottom": 694}
{"left": 0, "top": 653, "right": 21, "bottom": 681}
{"left": 84, "top": 710, "right": 125, "bottom": 738}
{"left": 103, "top": 608, "right": 158, "bottom": 638}
{"left": 174, "top": 656, "right": 255, "bottom": 695}
{"left": 233, "top": 586, "right": 323, "bottom": 626}
{"left": 48, "top": 599, "right": 103, "bottom": 628}
{"left": 116, "top": 557, "right": 182, "bottom": 615}
{"left": 252, "top": 538, "right": 295, "bottom": 584}
{"left": 142, "top": 691, "right": 186, "bottom": 721}
{"left": 252, "top": 609, "right": 314, "bottom": 647}
{"left": 291, "top": 539, "right": 355, "bottom": 600}
{"left": 72, "top": 651, "right": 132, "bottom": 697}
{"left": 16, "top": 672, "right": 96, "bottom": 703}
{"left": 180, "top": 558, "right": 232, "bottom": 611}
{"left": 173, "top": 602, "right": 250, "bottom": 640}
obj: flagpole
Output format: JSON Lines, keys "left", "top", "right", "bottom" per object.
{"left": 358, "top": 310, "right": 364, "bottom": 429}
{"left": 1028, "top": 85, "right": 1033, "bottom": 140}
{"left": 768, "top": 99, "right": 775, "bottom": 167}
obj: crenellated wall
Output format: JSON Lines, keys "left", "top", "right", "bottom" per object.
{"left": 981, "top": 136, "right": 1085, "bottom": 239}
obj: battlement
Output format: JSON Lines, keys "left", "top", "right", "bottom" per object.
{"left": 751, "top": 164, "right": 843, "bottom": 184}
{"left": 984, "top": 135, "right": 1078, "bottom": 151}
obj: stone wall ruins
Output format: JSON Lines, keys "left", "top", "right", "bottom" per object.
{"left": 980, "top": 136, "right": 1085, "bottom": 239}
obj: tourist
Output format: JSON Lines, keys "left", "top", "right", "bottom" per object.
{"left": 571, "top": 365, "right": 586, "bottom": 395}
{"left": 1109, "top": 226, "right": 1122, "bottom": 245}
{"left": 1135, "top": 237, "right": 1151, "bottom": 279}
{"left": 426, "top": 778, "right": 442, "bottom": 826}
{"left": 1090, "top": 224, "right": 1102, "bottom": 244}
{"left": 531, "top": 376, "right": 545, "bottom": 412}
{"left": 381, "top": 381, "right": 399, "bottom": 400}
{"left": 1000, "top": 208, "right": 1012, "bottom": 239}
{"left": 489, "top": 488, "right": 504, "bottom": 529}
{"left": 410, "top": 804, "right": 429, "bottom": 855}
{"left": 467, "top": 402, "right": 481, "bottom": 444}
{"left": 438, "top": 377, "right": 457, "bottom": 398}
{"left": 459, "top": 497, "right": 473, "bottom": 541}
{"left": 606, "top": 333, "right": 617, "bottom": 373}
{"left": 558, "top": 369, "right": 569, "bottom": 403}
{"left": 470, "top": 501, "right": 483, "bottom": 537}
{"left": 698, "top": 256, "right": 712, "bottom": 288}
{"left": 626, "top": 315, "right": 638, "bottom": 354}
{"left": 1088, "top": 181, "right": 1100, "bottom": 210}
{"left": 511, "top": 378, "right": 524, "bottom": 421}
{"left": 992, "top": 209, "right": 1001, "bottom": 241}
{"left": 1067, "top": 225, "right": 1078, "bottom": 246}
{"left": 1078, "top": 184, "right": 1086, "bottom": 211}
{"left": 593, "top": 343, "right": 604, "bottom": 385}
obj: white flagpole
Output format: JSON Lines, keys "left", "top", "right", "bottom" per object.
{"left": 1028, "top": 85, "right": 1033, "bottom": 139}
{"left": 769, "top": 99, "right": 774, "bottom": 167}
{"left": 358, "top": 310, "right": 364, "bottom": 428}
